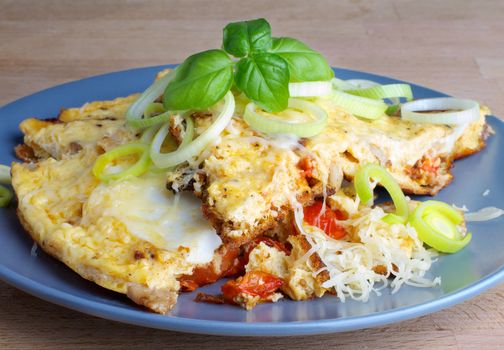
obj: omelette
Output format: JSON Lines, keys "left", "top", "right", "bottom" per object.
{"left": 10, "top": 68, "right": 490, "bottom": 313}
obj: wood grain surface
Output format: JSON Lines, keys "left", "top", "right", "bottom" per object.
{"left": 1, "top": 0, "right": 503, "bottom": 348}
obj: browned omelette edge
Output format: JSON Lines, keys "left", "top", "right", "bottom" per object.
{"left": 15, "top": 203, "right": 178, "bottom": 314}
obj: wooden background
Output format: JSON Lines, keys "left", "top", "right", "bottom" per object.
{"left": 1, "top": 0, "right": 503, "bottom": 348}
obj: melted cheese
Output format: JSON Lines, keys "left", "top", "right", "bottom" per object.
{"left": 309, "top": 98, "right": 453, "bottom": 168}
{"left": 84, "top": 175, "right": 222, "bottom": 264}
{"left": 58, "top": 94, "right": 139, "bottom": 122}
{"left": 202, "top": 118, "right": 310, "bottom": 237}
{"left": 21, "top": 118, "right": 135, "bottom": 160}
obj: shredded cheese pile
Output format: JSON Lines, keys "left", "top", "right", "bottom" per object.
{"left": 293, "top": 200, "right": 440, "bottom": 302}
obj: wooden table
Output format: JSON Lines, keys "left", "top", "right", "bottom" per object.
{"left": 1, "top": 0, "right": 503, "bottom": 348}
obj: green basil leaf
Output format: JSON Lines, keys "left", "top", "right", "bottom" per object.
{"left": 235, "top": 53, "right": 290, "bottom": 112}
{"left": 270, "top": 37, "right": 334, "bottom": 82}
{"left": 163, "top": 49, "right": 234, "bottom": 110}
{"left": 223, "top": 18, "right": 272, "bottom": 58}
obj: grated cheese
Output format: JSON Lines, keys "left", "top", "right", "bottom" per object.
{"left": 465, "top": 206, "right": 504, "bottom": 222}
{"left": 292, "top": 200, "right": 439, "bottom": 302}
{"left": 452, "top": 203, "right": 469, "bottom": 212}
{"left": 30, "top": 242, "right": 38, "bottom": 257}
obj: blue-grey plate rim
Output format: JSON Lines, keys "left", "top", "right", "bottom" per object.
{"left": 0, "top": 64, "right": 502, "bottom": 336}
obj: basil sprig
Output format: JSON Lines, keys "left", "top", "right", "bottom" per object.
{"left": 164, "top": 18, "right": 333, "bottom": 112}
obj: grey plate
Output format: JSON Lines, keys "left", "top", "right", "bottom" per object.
{"left": 0, "top": 66, "right": 503, "bottom": 336}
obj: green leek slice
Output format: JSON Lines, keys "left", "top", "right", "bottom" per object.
{"left": 0, "top": 185, "right": 12, "bottom": 207}
{"left": 401, "top": 98, "right": 480, "bottom": 125}
{"left": 331, "top": 90, "right": 388, "bottom": 120}
{"left": 127, "top": 103, "right": 172, "bottom": 129}
{"left": 244, "top": 98, "right": 328, "bottom": 138}
{"left": 126, "top": 71, "right": 175, "bottom": 128}
{"left": 0, "top": 164, "right": 11, "bottom": 184}
{"left": 346, "top": 84, "right": 413, "bottom": 102}
{"left": 289, "top": 81, "right": 332, "bottom": 97}
{"left": 93, "top": 143, "right": 150, "bottom": 183}
{"left": 150, "top": 92, "right": 234, "bottom": 169}
{"left": 354, "top": 164, "right": 409, "bottom": 222}
{"left": 409, "top": 200, "right": 471, "bottom": 253}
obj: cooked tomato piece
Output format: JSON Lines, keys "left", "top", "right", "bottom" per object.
{"left": 222, "top": 254, "right": 247, "bottom": 278}
{"left": 303, "top": 200, "right": 347, "bottom": 239}
{"left": 221, "top": 271, "right": 283, "bottom": 302}
{"left": 179, "top": 265, "right": 219, "bottom": 292}
{"left": 179, "top": 245, "right": 243, "bottom": 291}
{"left": 180, "top": 238, "right": 290, "bottom": 292}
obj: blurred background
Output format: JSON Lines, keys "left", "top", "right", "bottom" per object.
{"left": 1, "top": 0, "right": 503, "bottom": 116}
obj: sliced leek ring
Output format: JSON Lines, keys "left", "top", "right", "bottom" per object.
{"left": 401, "top": 98, "right": 480, "bottom": 125}
{"left": 0, "top": 185, "right": 12, "bottom": 207}
{"left": 92, "top": 143, "right": 150, "bottom": 182}
{"left": 243, "top": 98, "right": 328, "bottom": 138}
{"left": 289, "top": 81, "right": 332, "bottom": 97}
{"left": 354, "top": 164, "right": 409, "bottom": 222}
{"left": 128, "top": 103, "right": 172, "bottom": 129}
{"left": 126, "top": 71, "right": 175, "bottom": 127}
{"left": 150, "top": 91, "right": 234, "bottom": 169}
{"left": 332, "top": 78, "right": 413, "bottom": 118}
{"left": 346, "top": 84, "right": 413, "bottom": 102}
{"left": 409, "top": 200, "right": 471, "bottom": 253}
{"left": 331, "top": 90, "right": 388, "bottom": 120}
{"left": 0, "top": 164, "right": 11, "bottom": 184}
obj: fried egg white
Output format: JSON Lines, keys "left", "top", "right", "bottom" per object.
{"left": 83, "top": 175, "right": 222, "bottom": 265}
